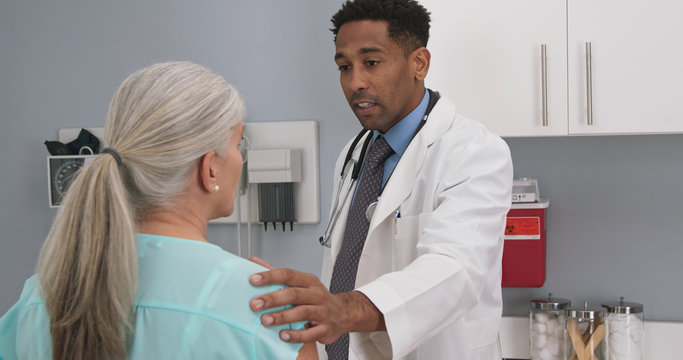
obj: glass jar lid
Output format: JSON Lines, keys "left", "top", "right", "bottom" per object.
{"left": 602, "top": 296, "right": 644, "bottom": 314}
{"left": 530, "top": 293, "right": 571, "bottom": 311}
{"left": 566, "top": 301, "right": 606, "bottom": 319}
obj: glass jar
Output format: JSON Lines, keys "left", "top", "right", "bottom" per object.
{"left": 530, "top": 293, "right": 571, "bottom": 360}
{"left": 564, "top": 301, "right": 608, "bottom": 360}
{"left": 602, "top": 297, "right": 644, "bottom": 360}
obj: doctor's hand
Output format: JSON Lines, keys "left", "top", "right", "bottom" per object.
{"left": 249, "top": 268, "right": 386, "bottom": 344}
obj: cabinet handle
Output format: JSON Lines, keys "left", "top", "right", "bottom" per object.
{"left": 585, "top": 42, "right": 594, "bottom": 125}
{"left": 541, "top": 44, "right": 548, "bottom": 126}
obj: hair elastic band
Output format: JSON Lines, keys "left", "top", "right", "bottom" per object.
{"left": 101, "top": 148, "right": 122, "bottom": 166}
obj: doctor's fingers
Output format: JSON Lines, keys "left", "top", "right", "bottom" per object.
{"left": 259, "top": 300, "right": 338, "bottom": 326}
{"left": 279, "top": 322, "right": 342, "bottom": 345}
{"left": 251, "top": 283, "right": 331, "bottom": 313}
{"left": 250, "top": 268, "right": 321, "bottom": 288}
{"left": 264, "top": 306, "right": 344, "bottom": 344}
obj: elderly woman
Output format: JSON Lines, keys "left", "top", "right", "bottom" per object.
{"left": 0, "top": 62, "right": 317, "bottom": 360}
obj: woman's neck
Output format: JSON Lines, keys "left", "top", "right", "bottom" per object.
{"left": 138, "top": 205, "right": 208, "bottom": 242}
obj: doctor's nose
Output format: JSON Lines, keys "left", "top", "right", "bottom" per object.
{"left": 346, "top": 68, "right": 369, "bottom": 92}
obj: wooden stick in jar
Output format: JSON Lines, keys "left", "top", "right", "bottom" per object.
{"left": 585, "top": 323, "right": 605, "bottom": 360}
{"left": 567, "top": 320, "right": 587, "bottom": 360}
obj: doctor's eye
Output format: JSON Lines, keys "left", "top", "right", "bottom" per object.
{"left": 366, "top": 60, "right": 380, "bottom": 67}
{"left": 337, "top": 64, "right": 350, "bottom": 72}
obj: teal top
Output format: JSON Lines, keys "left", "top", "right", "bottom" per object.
{"left": 0, "top": 234, "right": 304, "bottom": 359}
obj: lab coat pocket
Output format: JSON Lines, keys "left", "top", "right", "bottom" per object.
{"left": 393, "top": 213, "right": 428, "bottom": 269}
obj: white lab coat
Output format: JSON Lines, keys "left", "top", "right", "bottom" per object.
{"left": 319, "top": 96, "right": 513, "bottom": 360}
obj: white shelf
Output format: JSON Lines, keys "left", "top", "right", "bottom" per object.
{"left": 501, "top": 316, "right": 683, "bottom": 359}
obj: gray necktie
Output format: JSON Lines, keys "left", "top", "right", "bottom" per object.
{"left": 326, "top": 136, "right": 394, "bottom": 359}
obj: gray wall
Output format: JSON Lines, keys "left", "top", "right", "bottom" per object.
{"left": 1, "top": 1, "right": 681, "bottom": 322}
{"left": 503, "top": 135, "right": 683, "bottom": 321}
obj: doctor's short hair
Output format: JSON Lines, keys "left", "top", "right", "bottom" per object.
{"left": 330, "top": 0, "right": 431, "bottom": 56}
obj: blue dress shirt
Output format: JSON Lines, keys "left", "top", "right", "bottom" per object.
{"left": 350, "top": 89, "right": 430, "bottom": 208}
{"left": 374, "top": 89, "right": 430, "bottom": 187}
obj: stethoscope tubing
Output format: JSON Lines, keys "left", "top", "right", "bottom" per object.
{"left": 319, "top": 160, "right": 357, "bottom": 247}
{"left": 318, "top": 89, "right": 440, "bottom": 248}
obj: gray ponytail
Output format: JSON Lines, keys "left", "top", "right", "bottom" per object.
{"left": 36, "top": 61, "right": 244, "bottom": 360}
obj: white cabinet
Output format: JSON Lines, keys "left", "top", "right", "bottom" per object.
{"left": 424, "top": 0, "right": 567, "bottom": 136}
{"left": 568, "top": 1, "right": 683, "bottom": 134}
{"left": 422, "top": 0, "right": 683, "bottom": 137}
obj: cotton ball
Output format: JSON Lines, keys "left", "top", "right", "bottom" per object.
{"left": 537, "top": 347, "right": 553, "bottom": 360}
{"left": 533, "top": 321, "right": 547, "bottom": 334}
{"left": 629, "top": 317, "right": 643, "bottom": 334}
{"left": 609, "top": 317, "right": 628, "bottom": 335}
{"left": 532, "top": 332, "right": 548, "bottom": 349}
{"left": 545, "top": 317, "right": 558, "bottom": 334}
{"left": 531, "top": 312, "right": 567, "bottom": 360}
{"left": 612, "top": 347, "right": 641, "bottom": 360}
{"left": 621, "top": 340, "right": 643, "bottom": 358}
{"left": 535, "top": 312, "right": 549, "bottom": 323}
{"left": 609, "top": 334, "right": 628, "bottom": 357}
{"left": 531, "top": 348, "right": 542, "bottom": 359}
{"left": 546, "top": 337, "right": 561, "bottom": 357}
{"left": 530, "top": 322, "right": 538, "bottom": 335}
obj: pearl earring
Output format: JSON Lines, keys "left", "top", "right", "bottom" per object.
{"left": 214, "top": 184, "right": 220, "bottom": 192}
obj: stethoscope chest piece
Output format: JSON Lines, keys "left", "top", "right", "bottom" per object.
{"left": 365, "top": 201, "right": 378, "bottom": 222}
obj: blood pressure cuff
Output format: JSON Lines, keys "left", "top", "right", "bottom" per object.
{"left": 66, "top": 128, "right": 100, "bottom": 154}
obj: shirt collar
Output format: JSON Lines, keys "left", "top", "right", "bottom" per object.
{"left": 373, "top": 89, "right": 430, "bottom": 157}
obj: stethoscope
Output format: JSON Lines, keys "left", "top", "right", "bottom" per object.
{"left": 319, "top": 90, "right": 440, "bottom": 248}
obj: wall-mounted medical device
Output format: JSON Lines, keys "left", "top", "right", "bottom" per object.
{"left": 47, "top": 128, "right": 104, "bottom": 208}
{"left": 248, "top": 148, "right": 301, "bottom": 230}
{"left": 47, "top": 155, "right": 95, "bottom": 207}
{"left": 213, "top": 120, "right": 320, "bottom": 229}
{"left": 503, "top": 177, "right": 549, "bottom": 288}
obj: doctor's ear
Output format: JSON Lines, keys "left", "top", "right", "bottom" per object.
{"left": 412, "top": 47, "right": 431, "bottom": 81}
{"left": 199, "top": 151, "right": 218, "bottom": 193}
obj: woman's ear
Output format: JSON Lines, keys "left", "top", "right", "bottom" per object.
{"left": 199, "top": 150, "right": 218, "bottom": 193}
{"left": 412, "top": 47, "right": 431, "bottom": 81}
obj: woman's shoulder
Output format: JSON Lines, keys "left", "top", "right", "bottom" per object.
{"left": 134, "top": 233, "right": 282, "bottom": 324}
{"left": 13, "top": 275, "right": 43, "bottom": 306}
{"left": 132, "top": 234, "right": 303, "bottom": 358}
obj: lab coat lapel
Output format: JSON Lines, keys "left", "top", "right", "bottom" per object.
{"left": 368, "top": 99, "right": 456, "bottom": 232}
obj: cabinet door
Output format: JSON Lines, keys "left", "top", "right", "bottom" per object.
{"left": 422, "top": 0, "right": 567, "bottom": 137}
{"left": 568, "top": 0, "right": 683, "bottom": 134}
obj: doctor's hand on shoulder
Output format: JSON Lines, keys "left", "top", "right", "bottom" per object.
{"left": 248, "top": 257, "right": 385, "bottom": 345}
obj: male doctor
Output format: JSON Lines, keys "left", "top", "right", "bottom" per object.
{"left": 249, "top": 0, "right": 513, "bottom": 358}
